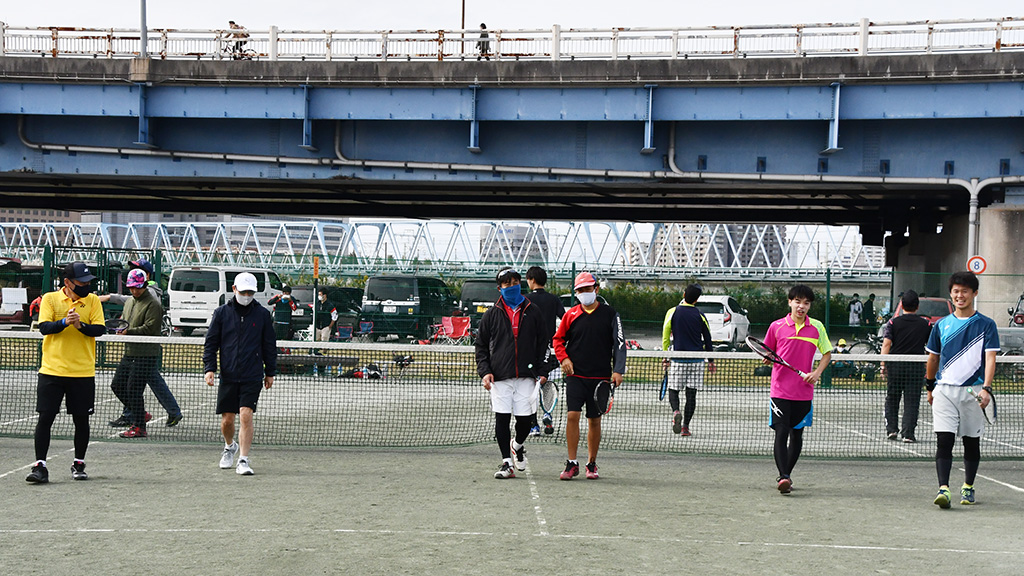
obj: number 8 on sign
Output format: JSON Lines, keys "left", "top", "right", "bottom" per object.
{"left": 967, "top": 256, "right": 986, "bottom": 275}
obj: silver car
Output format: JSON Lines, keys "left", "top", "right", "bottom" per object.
{"left": 695, "top": 295, "right": 750, "bottom": 347}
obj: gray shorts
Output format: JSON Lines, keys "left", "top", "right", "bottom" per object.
{"left": 667, "top": 361, "right": 705, "bottom": 391}
{"left": 932, "top": 385, "right": 986, "bottom": 437}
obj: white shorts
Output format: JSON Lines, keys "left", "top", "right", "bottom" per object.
{"left": 932, "top": 385, "right": 986, "bottom": 438}
{"left": 490, "top": 377, "right": 539, "bottom": 416}
{"left": 667, "top": 361, "right": 705, "bottom": 391}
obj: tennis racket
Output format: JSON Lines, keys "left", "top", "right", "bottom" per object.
{"left": 540, "top": 378, "right": 558, "bottom": 434}
{"left": 594, "top": 379, "right": 615, "bottom": 416}
{"left": 659, "top": 368, "right": 668, "bottom": 401}
{"left": 967, "top": 387, "right": 997, "bottom": 425}
{"left": 105, "top": 318, "right": 128, "bottom": 333}
{"left": 745, "top": 336, "right": 807, "bottom": 378}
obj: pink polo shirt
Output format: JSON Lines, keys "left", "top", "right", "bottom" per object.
{"left": 763, "top": 314, "right": 832, "bottom": 401}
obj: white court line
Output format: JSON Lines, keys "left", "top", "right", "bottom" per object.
{"left": 522, "top": 456, "right": 549, "bottom": 536}
{"left": 956, "top": 468, "right": 1024, "bottom": 493}
{"left": 1, "top": 527, "right": 1022, "bottom": 556}
{"left": 814, "top": 417, "right": 928, "bottom": 457}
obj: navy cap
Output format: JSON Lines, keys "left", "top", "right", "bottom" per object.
{"left": 129, "top": 258, "right": 155, "bottom": 276}
{"left": 63, "top": 261, "right": 97, "bottom": 283}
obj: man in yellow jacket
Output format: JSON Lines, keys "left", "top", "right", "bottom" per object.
{"left": 26, "top": 262, "right": 106, "bottom": 484}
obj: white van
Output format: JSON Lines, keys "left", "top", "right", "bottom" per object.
{"left": 168, "top": 266, "right": 283, "bottom": 336}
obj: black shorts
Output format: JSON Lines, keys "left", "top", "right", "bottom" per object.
{"left": 769, "top": 397, "right": 813, "bottom": 430}
{"left": 216, "top": 380, "right": 263, "bottom": 414}
{"left": 565, "top": 375, "right": 604, "bottom": 419}
{"left": 37, "top": 373, "right": 95, "bottom": 415}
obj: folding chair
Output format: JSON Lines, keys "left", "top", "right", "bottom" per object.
{"left": 354, "top": 321, "right": 374, "bottom": 342}
{"left": 431, "top": 316, "right": 473, "bottom": 345}
{"left": 336, "top": 325, "right": 354, "bottom": 341}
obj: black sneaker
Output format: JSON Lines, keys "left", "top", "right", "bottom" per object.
{"left": 108, "top": 415, "right": 130, "bottom": 427}
{"left": 166, "top": 413, "right": 183, "bottom": 427}
{"left": 71, "top": 461, "right": 88, "bottom": 481}
{"left": 26, "top": 463, "right": 48, "bottom": 484}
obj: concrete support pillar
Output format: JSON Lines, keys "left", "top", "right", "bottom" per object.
{"left": 977, "top": 204, "right": 1024, "bottom": 320}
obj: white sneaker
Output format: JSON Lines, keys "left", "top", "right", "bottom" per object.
{"left": 219, "top": 442, "right": 238, "bottom": 469}
{"left": 510, "top": 441, "right": 527, "bottom": 471}
{"left": 236, "top": 458, "right": 254, "bottom": 476}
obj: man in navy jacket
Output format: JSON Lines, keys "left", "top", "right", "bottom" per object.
{"left": 203, "top": 272, "right": 277, "bottom": 476}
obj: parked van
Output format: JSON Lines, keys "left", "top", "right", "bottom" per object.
{"left": 459, "top": 279, "right": 499, "bottom": 327}
{"left": 168, "top": 266, "right": 283, "bottom": 336}
{"left": 361, "top": 275, "right": 457, "bottom": 339}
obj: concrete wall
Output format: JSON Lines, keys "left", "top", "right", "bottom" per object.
{"left": 977, "top": 204, "right": 1024, "bottom": 322}
{"left": 2, "top": 52, "right": 1023, "bottom": 87}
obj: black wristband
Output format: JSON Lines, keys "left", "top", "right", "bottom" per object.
{"left": 983, "top": 386, "right": 994, "bottom": 394}
{"left": 925, "top": 378, "right": 936, "bottom": 392}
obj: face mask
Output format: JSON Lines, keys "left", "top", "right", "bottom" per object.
{"left": 235, "top": 294, "right": 254, "bottom": 306}
{"left": 500, "top": 286, "right": 524, "bottom": 307}
{"left": 319, "top": 295, "right": 327, "bottom": 303}
{"left": 577, "top": 291, "right": 597, "bottom": 306}
{"left": 72, "top": 283, "right": 92, "bottom": 298}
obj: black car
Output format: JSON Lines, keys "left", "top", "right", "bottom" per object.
{"left": 361, "top": 275, "right": 457, "bottom": 339}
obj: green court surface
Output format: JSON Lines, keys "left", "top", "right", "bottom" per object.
{"left": 2, "top": 438, "right": 1022, "bottom": 575}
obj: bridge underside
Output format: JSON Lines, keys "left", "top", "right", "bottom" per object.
{"left": 0, "top": 171, "right": 970, "bottom": 231}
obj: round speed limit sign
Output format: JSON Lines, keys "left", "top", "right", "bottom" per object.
{"left": 967, "top": 255, "right": 987, "bottom": 274}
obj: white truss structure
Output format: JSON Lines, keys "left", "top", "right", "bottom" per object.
{"left": 0, "top": 220, "right": 889, "bottom": 281}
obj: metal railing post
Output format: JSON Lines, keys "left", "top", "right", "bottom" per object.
{"left": 611, "top": 29, "right": 619, "bottom": 60}
{"left": 270, "top": 26, "right": 278, "bottom": 61}
{"left": 858, "top": 18, "right": 869, "bottom": 55}
{"left": 551, "top": 24, "right": 560, "bottom": 61}
{"left": 671, "top": 30, "right": 678, "bottom": 59}
{"left": 0, "top": 21, "right": 5, "bottom": 56}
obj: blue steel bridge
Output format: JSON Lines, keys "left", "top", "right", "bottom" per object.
{"left": 0, "top": 17, "right": 1023, "bottom": 305}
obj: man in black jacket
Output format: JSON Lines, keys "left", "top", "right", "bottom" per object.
{"left": 475, "top": 267, "right": 552, "bottom": 479}
{"left": 203, "top": 272, "right": 277, "bottom": 476}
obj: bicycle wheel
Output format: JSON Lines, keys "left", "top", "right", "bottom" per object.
{"left": 848, "top": 340, "right": 879, "bottom": 380}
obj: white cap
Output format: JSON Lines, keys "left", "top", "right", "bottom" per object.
{"left": 234, "top": 272, "right": 258, "bottom": 292}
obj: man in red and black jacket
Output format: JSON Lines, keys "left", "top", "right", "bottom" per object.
{"left": 475, "top": 267, "right": 553, "bottom": 479}
{"left": 552, "top": 272, "right": 626, "bottom": 481}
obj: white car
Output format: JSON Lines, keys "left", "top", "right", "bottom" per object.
{"left": 695, "top": 295, "right": 750, "bottom": 347}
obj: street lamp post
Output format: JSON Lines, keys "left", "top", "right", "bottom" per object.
{"left": 140, "top": 0, "right": 148, "bottom": 58}
{"left": 460, "top": 0, "right": 466, "bottom": 54}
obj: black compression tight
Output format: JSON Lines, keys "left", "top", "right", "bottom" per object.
{"left": 668, "top": 388, "right": 697, "bottom": 425}
{"left": 935, "top": 431, "right": 955, "bottom": 487}
{"left": 773, "top": 426, "right": 804, "bottom": 478}
{"left": 495, "top": 413, "right": 533, "bottom": 459}
{"left": 963, "top": 435, "right": 980, "bottom": 485}
{"left": 34, "top": 411, "right": 90, "bottom": 462}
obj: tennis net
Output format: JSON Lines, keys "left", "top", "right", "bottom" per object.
{"left": 1, "top": 332, "right": 1022, "bottom": 459}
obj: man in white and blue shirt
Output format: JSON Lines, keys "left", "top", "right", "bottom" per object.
{"left": 924, "top": 271, "right": 999, "bottom": 509}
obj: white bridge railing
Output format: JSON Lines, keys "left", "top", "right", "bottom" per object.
{"left": 0, "top": 18, "right": 1021, "bottom": 62}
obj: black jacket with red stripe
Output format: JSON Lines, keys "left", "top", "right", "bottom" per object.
{"left": 553, "top": 303, "right": 627, "bottom": 379}
{"left": 475, "top": 296, "right": 554, "bottom": 381}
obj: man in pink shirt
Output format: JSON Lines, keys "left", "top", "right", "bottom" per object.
{"left": 762, "top": 285, "right": 832, "bottom": 494}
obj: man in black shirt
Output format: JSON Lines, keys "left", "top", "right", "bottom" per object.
{"left": 524, "top": 266, "right": 565, "bottom": 435}
{"left": 880, "top": 290, "right": 933, "bottom": 443}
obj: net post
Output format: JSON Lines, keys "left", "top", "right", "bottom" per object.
{"left": 821, "top": 266, "right": 833, "bottom": 388}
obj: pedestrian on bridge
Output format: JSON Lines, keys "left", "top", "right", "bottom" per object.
{"left": 477, "top": 23, "right": 490, "bottom": 61}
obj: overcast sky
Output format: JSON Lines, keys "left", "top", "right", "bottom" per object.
{"left": 1, "top": 1, "right": 1021, "bottom": 31}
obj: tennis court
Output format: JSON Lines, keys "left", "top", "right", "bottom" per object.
{"left": 2, "top": 438, "right": 1024, "bottom": 574}
{"left": 3, "top": 333, "right": 1024, "bottom": 573}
